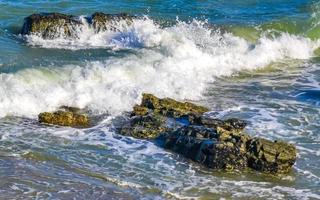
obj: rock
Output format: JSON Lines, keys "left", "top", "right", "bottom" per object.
{"left": 38, "top": 110, "right": 89, "bottom": 128}
{"left": 139, "top": 93, "right": 209, "bottom": 118}
{"left": 132, "top": 105, "right": 149, "bottom": 116}
{"left": 120, "top": 113, "right": 176, "bottom": 139}
{"left": 19, "top": 12, "right": 227, "bottom": 40}
{"left": 199, "top": 116, "right": 247, "bottom": 131}
{"left": 91, "top": 12, "right": 134, "bottom": 32}
{"left": 21, "top": 12, "right": 136, "bottom": 39}
{"left": 21, "top": 13, "right": 82, "bottom": 38}
{"left": 157, "top": 125, "right": 296, "bottom": 173}
{"left": 246, "top": 138, "right": 297, "bottom": 174}
{"left": 120, "top": 93, "right": 209, "bottom": 139}
{"left": 157, "top": 126, "right": 248, "bottom": 170}
{"left": 119, "top": 93, "right": 297, "bottom": 174}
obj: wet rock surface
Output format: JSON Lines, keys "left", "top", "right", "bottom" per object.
{"left": 21, "top": 13, "right": 82, "bottom": 38}
{"left": 120, "top": 113, "right": 169, "bottom": 139}
{"left": 246, "top": 138, "right": 297, "bottom": 174}
{"left": 120, "top": 93, "right": 297, "bottom": 174}
{"left": 91, "top": 12, "right": 134, "bottom": 32}
{"left": 139, "top": 93, "right": 209, "bottom": 118}
{"left": 157, "top": 126, "right": 248, "bottom": 170}
{"left": 37, "top": 93, "right": 297, "bottom": 174}
{"left": 21, "top": 12, "right": 135, "bottom": 39}
{"left": 38, "top": 107, "right": 89, "bottom": 128}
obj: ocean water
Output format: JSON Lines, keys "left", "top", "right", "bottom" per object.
{"left": 0, "top": 0, "right": 320, "bottom": 199}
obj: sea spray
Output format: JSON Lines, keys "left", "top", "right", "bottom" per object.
{"left": 1, "top": 18, "right": 319, "bottom": 118}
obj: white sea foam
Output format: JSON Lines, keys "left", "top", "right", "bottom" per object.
{"left": 1, "top": 18, "right": 319, "bottom": 118}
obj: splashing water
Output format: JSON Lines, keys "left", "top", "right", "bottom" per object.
{"left": 1, "top": 18, "right": 319, "bottom": 118}
{"left": 1, "top": 0, "right": 320, "bottom": 199}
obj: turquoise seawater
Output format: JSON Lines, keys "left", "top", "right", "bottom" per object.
{"left": 0, "top": 0, "right": 320, "bottom": 199}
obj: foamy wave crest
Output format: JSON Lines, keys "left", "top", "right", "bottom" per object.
{"left": 1, "top": 18, "right": 319, "bottom": 118}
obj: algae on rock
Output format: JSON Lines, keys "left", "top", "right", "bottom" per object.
{"left": 139, "top": 93, "right": 209, "bottom": 118}
{"left": 21, "top": 13, "right": 81, "bottom": 39}
{"left": 121, "top": 93, "right": 297, "bottom": 174}
{"left": 38, "top": 110, "right": 89, "bottom": 128}
{"left": 246, "top": 138, "right": 297, "bottom": 174}
{"left": 91, "top": 12, "right": 134, "bottom": 32}
{"left": 21, "top": 12, "right": 136, "bottom": 39}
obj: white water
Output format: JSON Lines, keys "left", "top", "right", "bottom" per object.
{"left": 0, "top": 18, "right": 319, "bottom": 118}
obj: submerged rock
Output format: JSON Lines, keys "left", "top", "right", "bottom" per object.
{"left": 21, "top": 13, "right": 81, "bottom": 38}
{"left": 38, "top": 110, "right": 89, "bottom": 128}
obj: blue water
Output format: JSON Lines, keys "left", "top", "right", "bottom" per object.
{"left": 0, "top": 0, "right": 320, "bottom": 199}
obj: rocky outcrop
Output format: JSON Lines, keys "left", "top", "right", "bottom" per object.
{"left": 157, "top": 126, "right": 248, "bottom": 170}
{"left": 21, "top": 13, "right": 81, "bottom": 38}
{"left": 21, "top": 12, "right": 135, "bottom": 39}
{"left": 120, "top": 93, "right": 209, "bottom": 139}
{"left": 37, "top": 93, "right": 297, "bottom": 174}
{"left": 91, "top": 12, "right": 134, "bottom": 32}
{"left": 246, "top": 138, "right": 297, "bottom": 174}
{"left": 135, "top": 93, "right": 209, "bottom": 118}
{"left": 157, "top": 125, "right": 296, "bottom": 173}
{"left": 120, "top": 93, "right": 297, "bottom": 174}
{"left": 120, "top": 113, "right": 169, "bottom": 139}
{"left": 38, "top": 107, "right": 89, "bottom": 128}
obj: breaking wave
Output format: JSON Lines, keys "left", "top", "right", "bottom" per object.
{"left": 0, "top": 17, "right": 319, "bottom": 118}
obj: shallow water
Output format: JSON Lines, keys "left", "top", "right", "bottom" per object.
{"left": 0, "top": 0, "right": 320, "bottom": 199}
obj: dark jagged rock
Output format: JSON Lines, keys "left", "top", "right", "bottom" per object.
{"left": 120, "top": 114, "right": 168, "bottom": 139}
{"left": 247, "top": 138, "right": 297, "bottom": 174}
{"left": 120, "top": 93, "right": 297, "bottom": 174}
{"left": 91, "top": 12, "right": 134, "bottom": 32}
{"left": 119, "top": 112, "right": 186, "bottom": 139}
{"left": 157, "top": 126, "right": 247, "bottom": 170}
{"left": 157, "top": 125, "right": 296, "bottom": 173}
{"left": 37, "top": 93, "right": 296, "bottom": 174}
{"left": 198, "top": 116, "right": 247, "bottom": 131}
{"left": 21, "top": 13, "right": 82, "bottom": 38}
{"left": 38, "top": 110, "right": 89, "bottom": 128}
{"left": 121, "top": 93, "right": 209, "bottom": 139}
